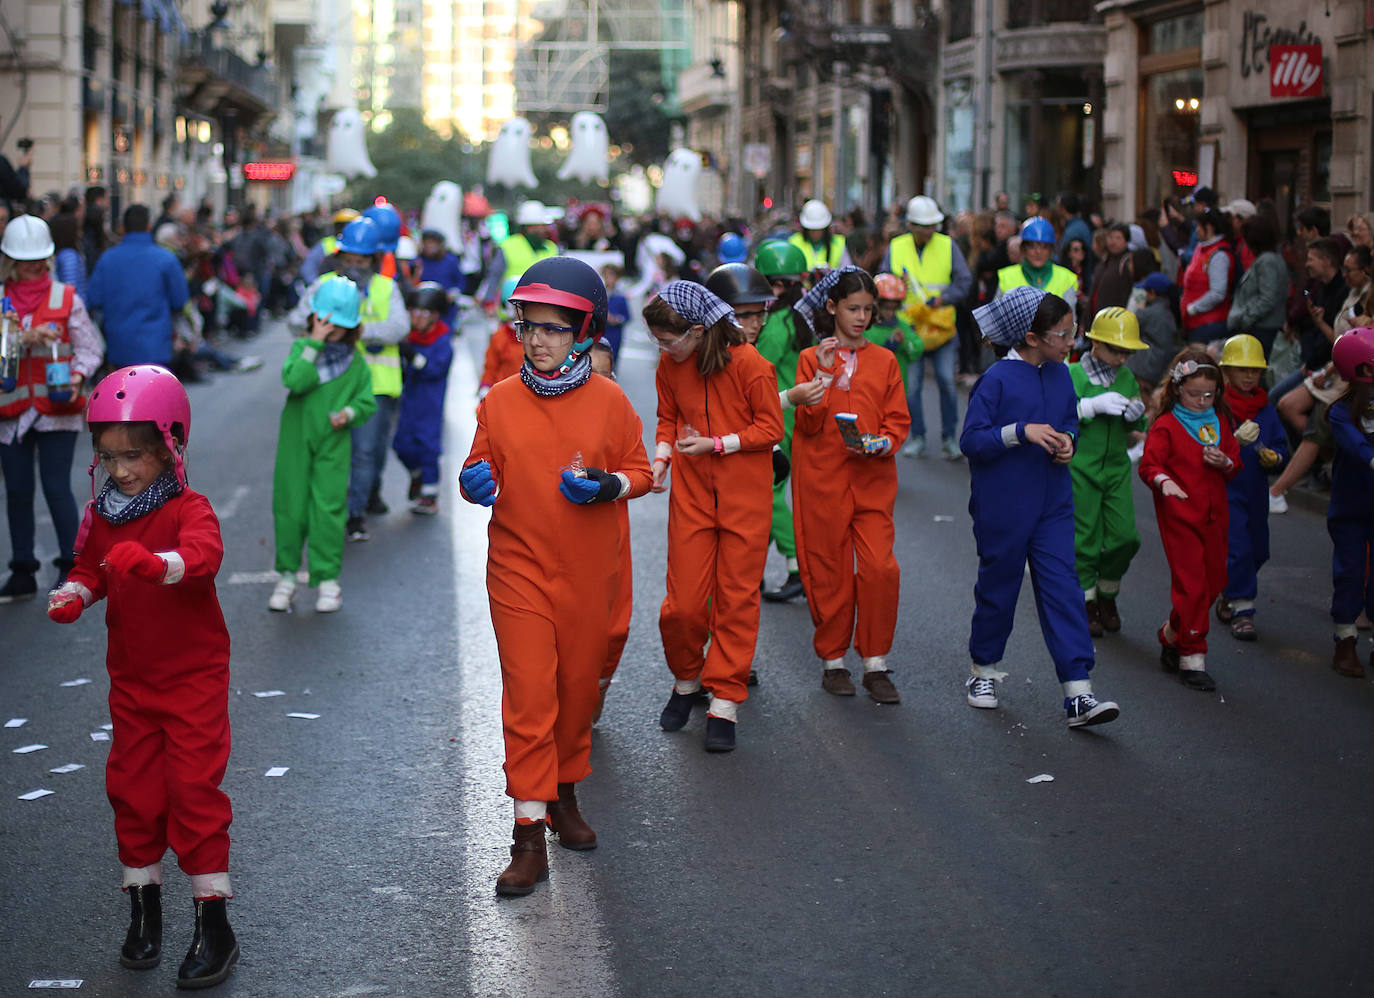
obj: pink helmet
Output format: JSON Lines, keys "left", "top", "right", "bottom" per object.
{"left": 86, "top": 365, "right": 192, "bottom": 484}
{"left": 1332, "top": 327, "right": 1374, "bottom": 384}
{"left": 874, "top": 273, "right": 906, "bottom": 301}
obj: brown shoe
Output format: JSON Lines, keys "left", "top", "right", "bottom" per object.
{"left": 1332, "top": 636, "right": 1365, "bottom": 678}
{"left": 495, "top": 821, "right": 548, "bottom": 897}
{"left": 1085, "top": 600, "right": 1104, "bottom": 637}
{"left": 862, "top": 670, "right": 900, "bottom": 704}
{"left": 821, "top": 668, "right": 856, "bottom": 696}
{"left": 1097, "top": 595, "right": 1121, "bottom": 633}
{"left": 546, "top": 783, "right": 597, "bottom": 850}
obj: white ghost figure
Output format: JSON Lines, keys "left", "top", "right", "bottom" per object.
{"left": 420, "top": 181, "right": 463, "bottom": 249}
{"left": 655, "top": 148, "right": 704, "bottom": 222}
{"left": 486, "top": 117, "right": 538, "bottom": 189}
{"left": 326, "top": 108, "right": 377, "bottom": 179}
{"left": 557, "top": 112, "right": 610, "bottom": 184}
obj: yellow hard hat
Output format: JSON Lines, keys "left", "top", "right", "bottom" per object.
{"left": 332, "top": 208, "right": 361, "bottom": 225}
{"left": 1220, "top": 333, "right": 1268, "bottom": 369}
{"left": 1087, "top": 307, "right": 1147, "bottom": 350}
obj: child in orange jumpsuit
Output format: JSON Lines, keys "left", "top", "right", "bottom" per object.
{"left": 1139, "top": 347, "right": 1241, "bottom": 692}
{"left": 46, "top": 365, "right": 239, "bottom": 988}
{"left": 461, "top": 258, "right": 651, "bottom": 897}
{"left": 791, "top": 267, "right": 910, "bottom": 702}
{"left": 589, "top": 340, "right": 632, "bottom": 723}
{"left": 649, "top": 281, "right": 784, "bottom": 752}
{"left": 478, "top": 278, "right": 526, "bottom": 400}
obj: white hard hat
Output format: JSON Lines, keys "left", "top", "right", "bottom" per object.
{"left": 515, "top": 200, "right": 548, "bottom": 226}
{"left": 906, "top": 196, "right": 944, "bottom": 226}
{"left": 798, "top": 199, "right": 832, "bottom": 230}
{"left": 395, "top": 234, "right": 418, "bottom": 261}
{"left": 1224, "top": 198, "right": 1258, "bottom": 219}
{"left": 1, "top": 214, "right": 55, "bottom": 261}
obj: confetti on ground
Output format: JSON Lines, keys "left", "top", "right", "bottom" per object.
{"left": 264, "top": 766, "right": 289, "bottom": 777}
{"left": 29, "top": 982, "right": 83, "bottom": 989}
{"left": 285, "top": 712, "right": 321, "bottom": 720}
{"left": 59, "top": 679, "right": 92, "bottom": 687}
{"left": 12, "top": 744, "right": 48, "bottom": 754}
{"left": 1026, "top": 774, "right": 1055, "bottom": 784}
{"left": 89, "top": 732, "right": 110, "bottom": 742}
{"left": 5, "top": 718, "right": 27, "bottom": 728}
{"left": 18, "top": 789, "right": 55, "bottom": 801}
{"left": 253, "top": 690, "right": 286, "bottom": 698}
{"left": 49, "top": 764, "right": 85, "bottom": 774}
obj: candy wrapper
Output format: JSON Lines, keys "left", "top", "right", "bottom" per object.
{"left": 561, "top": 450, "right": 586, "bottom": 478}
{"left": 860, "top": 434, "right": 889, "bottom": 454}
{"left": 834, "top": 413, "right": 864, "bottom": 451}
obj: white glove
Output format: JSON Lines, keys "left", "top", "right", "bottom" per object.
{"left": 1077, "top": 391, "right": 1131, "bottom": 420}
{"left": 1234, "top": 420, "right": 1260, "bottom": 445}
{"left": 1368, "top": 456, "right": 1374, "bottom": 471}
{"left": 1122, "top": 398, "right": 1146, "bottom": 423}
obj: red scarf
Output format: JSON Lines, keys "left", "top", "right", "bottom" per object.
{"left": 3, "top": 273, "right": 53, "bottom": 319}
{"left": 1225, "top": 384, "right": 1268, "bottom": 424}
{"left": 408, "top": 320, "right": 449, "bottom": 347}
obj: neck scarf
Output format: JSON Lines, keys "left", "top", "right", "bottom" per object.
{"left": 519, "top": 352, "right": 591, "bottom": 398}
{"left": 315, "top": 341, "right": 356, "bottom": 384}
{"left": 1019, "top": 259, "right": 1056, "bottom": 289}
{"left": 408, "top": 320, "right": 449, "bottom": 347}
{"left": 1172, "top": 404, "right": 1222, "bottom": 446}
{"left": 4, "top": 272, "right": 54, "bottom": 318}
{"left": 97, "top": 471, "right": 183, "bottom": 526}
{"left": 1081, "top": 352, "right": 1118, "bottom": 388}
{"left": 1224, "top": 384, "right": 1268, "bottom": 424}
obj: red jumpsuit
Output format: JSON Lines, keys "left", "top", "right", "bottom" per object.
{"left": 1138, "top": 411, "right": 1241, "bottom": 655}
{"left": 67, "top": 491, "right": 233, "bottom": 877}
{"left": 656, "top": 344, "right": 784, "bottom": 704}
{"left": 479, "top": 322, "right": 525, "bottom": 392}
{"left": 466, "top": 375, "right": 651, "bottom": 803}
{"left": 792, "top": 342, "right": 911, "bottom": 660}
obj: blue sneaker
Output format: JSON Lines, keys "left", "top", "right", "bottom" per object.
{"left": 1065, "top": 693, "right": 1119, "bottom": 728}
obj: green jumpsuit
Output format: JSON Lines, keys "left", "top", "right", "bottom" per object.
{"left": 272, "top": 339, "right": 377, "bottom": 584}
{"left": 865, "top": 317, "right": 924, "bottom": 392}
{"left": 754, "top": 308, "right": 803, "bottom": 560}
{"left": 1069, "top": 362, "right": 1147, "bottom": 593}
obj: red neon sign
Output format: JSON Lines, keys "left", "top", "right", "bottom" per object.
{"left": 243, "top": 161, "right": 295, "bottom": 182}
{"left": 1172, "top": 170, "right": 1199, "bottom": 188}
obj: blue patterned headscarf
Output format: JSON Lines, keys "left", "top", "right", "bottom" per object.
{"left": 656, "top": 280, "right": 739, "bottom": 329}
{"left": 793, "top": 266, "right": 864, "bottom": 335}
{"left": 972, "top": 286, "right": 1048, "bottom": 346}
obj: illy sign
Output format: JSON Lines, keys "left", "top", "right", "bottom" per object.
{"left": 1270, "top": 44, "right": 1322, "bottom": 98}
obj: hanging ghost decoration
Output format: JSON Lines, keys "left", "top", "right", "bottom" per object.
{"left": 556, "top": 112, "right": 610, "bottom": 185}
{"left": 486, "top": 117, "right": 538, "bottom": 189}
{"left": 655, "top": 148, "right": 704, "bottom": 222}
{"left": 420, "top": 181, "right": 463, "bottom": 248}
{"left": 326, "top": 108, "right": 377, "bottom": 179}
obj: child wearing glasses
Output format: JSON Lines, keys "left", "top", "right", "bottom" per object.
{"left": 460, "top": 258, "right": 651, "bottom": 897}
{"left": 961, "top": 287, "right": 1121, "bottom": 728}
{"left": 648, "top": 280, "right": 784, "bottom": 752}
{"left": 46, "top": 365, "right": 240, "bottom": 988}
{"left": 1139, "top": 346, "right": 1241, "bottom": 691}
{"left": 268, "top": 276, "right": 376, "bottom": 613}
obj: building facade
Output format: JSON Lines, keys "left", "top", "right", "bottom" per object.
{"left": 679, "top": 0, "right": 744, "bottom": 217}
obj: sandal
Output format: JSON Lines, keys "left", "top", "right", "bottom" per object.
{"left": 1230, "top": 615, "right": 1257, "bottom": 642}
{"left": 1215, "top": 596, "right": 1234, "bottom": 624}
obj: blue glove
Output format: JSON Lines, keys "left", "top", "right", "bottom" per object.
{"left": 559, "top": 468, "right": 621, "bottom": 504}
{"left": 460, "top": 460, "right": 497, "bottom": 506}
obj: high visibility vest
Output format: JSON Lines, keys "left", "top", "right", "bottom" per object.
{"left": 0, "top": 280, "right": 85, "bottom": 419}
{"left": 361, "top": 273, "right": 402, "bottom": 398}
{"left": 321, "top": 235, "right": 338, "bottom": 256}
{"left": 787, "top": 232, "right": 847, "bottom": 272}
{"left": 997, "top": 263, "right": 1078, "bottom": 299}
{"left": 500, "top": 233, "right": 558, "bottom": 283}
{"left": 889, "top": 232, "right": 953, "bottom": 304}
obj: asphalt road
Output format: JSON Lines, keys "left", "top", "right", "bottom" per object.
{"left": 2, "top": 313, "right": 1372, "bottom": 997}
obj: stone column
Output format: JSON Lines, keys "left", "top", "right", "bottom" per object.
{"left": 1025, "top": 69, "right": 1044, "bottom": 196}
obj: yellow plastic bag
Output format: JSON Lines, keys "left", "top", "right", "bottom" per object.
{"left": 902, "top": 300, "right": 958, "bottom": 351}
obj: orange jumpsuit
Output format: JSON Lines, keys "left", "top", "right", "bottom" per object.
{"left": 602, "top": 503, "right": 632, "bottom": 685}
{"left": 656, "top": 343, "right": 784, "bottom": 704}
{"left": 792, "top": 341, "right": 911, "bottom": 660}
{"left": 466, "top": 374, "right": 651, "bottom": 803}
{"left": 479, "top": 322, "right": 525, "bottom": 392}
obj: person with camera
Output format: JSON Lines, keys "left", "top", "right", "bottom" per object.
{"left": 0, "top": 133, "right": 33, "bottom": 204}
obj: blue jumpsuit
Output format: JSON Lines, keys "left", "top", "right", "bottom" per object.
{"left": 414, "top": 252, "right": 465, "bottom": 326}
{"left": 1223, "top": 403, "right": 1288, "bottom": 609}
{"left": 1327, "top": 399, "right": 1374, "bottom": 626}
{"left": 392, "top": 324, "right": 454, "bottom": 486}
{"left": 961, "top": 357, "right": 1095, "bottom": 682}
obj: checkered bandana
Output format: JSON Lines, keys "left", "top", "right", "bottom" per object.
{"left": 794, "top": 266, "right": 863, "bottom": 335}
{"left": 656, "top": 280, "right": 739, "bottom": 330}
{"left": 973, "top": 286, "right": 1047, "bottom": 346}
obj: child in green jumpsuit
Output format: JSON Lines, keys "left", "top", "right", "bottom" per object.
{"left": 870, "top": 273, "right": 925, "bottom": 391}
{"left": 269, "top": 276, "right": 377, "bottom": 613}
{"left": 1069, "top": 307, "right": 1150, "bottom": 636}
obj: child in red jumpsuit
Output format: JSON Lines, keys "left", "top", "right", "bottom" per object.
{"left": 461, "top": 258, "right": 652, "bottom": 897}
{"left": 791, "top": 267, "right": 911, "bottom": 702}
{"left": 648, "top": 281, "right": 784, "bottom": 752}
{"left": 46, "top": 365, "right": 238, "bottom": 988}
{"left": 1139, "top": 347, "right": 1241, "bottom": 691}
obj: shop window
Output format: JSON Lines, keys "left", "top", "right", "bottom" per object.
{"left": 1148, "top": 12, "right": 1203, "bottom": 54}
{"left": 1142, "top": 67, "right": 1204, "bottom": 207}
{"left": 944, "top": 79, "right": 974, "bottom": 213}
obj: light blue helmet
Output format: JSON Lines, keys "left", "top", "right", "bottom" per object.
{"left": 1020, "top": 217, "right": 1056, "bottom": 246}
{"left": 337, "top": 217, "right": 381, "bottom": 256}
{"left": 309, "top": 275, "right": 363, "bottom": 328}
{"left": 362, "top": 203, "right": 402, "bottom": 252}
{"left": 717, "top": 232, "right": 748, "bottom": 264}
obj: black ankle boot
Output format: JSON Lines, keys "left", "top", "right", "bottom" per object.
{"left": 0, "top": 559, "right": 40, "bottom": 603}
{"left": 119, "top": 883, "right": 162, "bottom": 969}
{"left": 176, "top": 898, "right": 238, "bottom": 989}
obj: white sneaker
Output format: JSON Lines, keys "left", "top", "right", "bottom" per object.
{"left": 901, "top": 438, "right": 926, "bottom": 458}
{"left": 315, "top": 580, "right": 342, "bottom": 613}
{"left": 942, "top": 439, "right": 964, "bottom": 461}
{"left": 966, "top": 675, "right": 999, "bottom": 709}
{"left": 267, "top": 575, "right": 296, "bottom": 612}
{"left": 1269, "top": 492, "right": 1288, "bottom": 514}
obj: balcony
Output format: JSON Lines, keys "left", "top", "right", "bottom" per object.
{"left": 1007, "top": 0, "right": 1101, "bottom": 29}
{"left": 678, "top": 61, "right": 732, "bottom": 115}
{"left": 178, "top": 32, "right": 276, "bottom": 123}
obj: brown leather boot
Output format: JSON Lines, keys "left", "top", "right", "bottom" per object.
{"left": 546, "top": 783, "right": 597, "bottom": 851}
{"left": 1097, "top": 595, "right": 1122, "bottom": 633}
{"left": 495, "top": 821, "right": 548, "bottom": 897}
{"left": 1085, "top": 600, "right": 1104, "bottom": 637}
{"left": 1332, "top": 636, "right": 1365, "bottom": 678}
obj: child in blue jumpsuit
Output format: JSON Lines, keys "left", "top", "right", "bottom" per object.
{"left": 393, "top": 282, "right": 454, "bottom": 515}
{"left": 1326, "top": 328, "right": 1374, "bottom": 677}
{"left": 961, "top": 286, "right": 1120, "bottom": 728}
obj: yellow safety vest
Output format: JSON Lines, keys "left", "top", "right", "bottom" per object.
{"left": 361, "top": 273, "right": 402, "bottom": 398}
{"left": 997, "top": 263, "right": 1078, "bottom": 299}
{"left": 888, "top": 232, "right": 953, "bottom": 305}
{"left": 787, "top": 232, "right": 847, "bottom": 272}
{"left": 321, "top": 235, "right": 338, "bottom": 256}
{"left": 500, "top": 233, "right": 558, "bottom": 283}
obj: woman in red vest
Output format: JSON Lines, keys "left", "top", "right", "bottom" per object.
{"left": 1181, "top": 209, "right": 1235, "bottom": 344}
{"left": 0, "top": 214, "right": 103, "bottom": 601}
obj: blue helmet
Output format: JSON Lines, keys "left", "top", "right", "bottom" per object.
{"left": 717, "top": 232, "right": 748, "bottom": 264}
{"left": 309, "top": 275, "right": 363, "bottom": 328}
{"left": 362, "top": 203, "right": 402, "bottom": 252}
{"left": 507, "top": 256, "right": 608, "bottom": 350}
{"left": 1020, "top": 217, "right": 1056, "bottom": 246}
{"left": 337, "top": 217, "right": 382, "bottom": 256}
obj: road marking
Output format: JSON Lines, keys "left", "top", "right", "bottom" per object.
{"left": 444, "top": 345, "right": 619, "bottom": 996}
{"left": 216, "top": 484, "right": 251, "bottom": 520}
{"left": 226, "top": 570, "right": 280, "bottom": 585}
